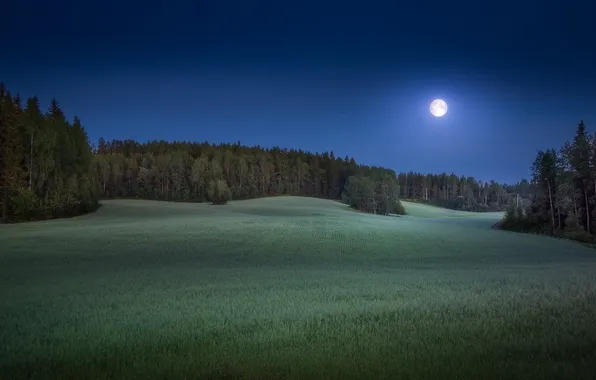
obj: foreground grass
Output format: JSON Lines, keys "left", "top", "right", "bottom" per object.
{"left": 1, "top": 197, "right": 595, "bottom": 379}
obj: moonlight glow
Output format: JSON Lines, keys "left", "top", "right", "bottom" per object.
{"left": 430, "top": 99, "right": 448, "bottom": 117}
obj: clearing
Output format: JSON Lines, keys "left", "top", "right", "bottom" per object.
{"left": 1, "top": 197, "right": 595, "bottom": 379}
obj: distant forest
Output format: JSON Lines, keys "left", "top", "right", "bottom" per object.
{"left": 92, "top": 138, "right": 527, "bottom": 212}
{"left": 1, "top": 83, "right": 527, "bottom": 224}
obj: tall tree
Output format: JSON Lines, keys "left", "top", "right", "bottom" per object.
{"left": 22, "top": 97, "right": 43, "bottom": 190}
{"left": 0, "top": 90, "right": 25, "bottom": 221}
{"left": 532, "top": 149, "right": 558, "bottom": 233}
{"left": 564, "top": 121, "right": 592, "bottom": 232}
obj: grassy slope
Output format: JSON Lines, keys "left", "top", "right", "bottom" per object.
{"left": 1, "top": 197, "right": 595, "bottom": 379}
{"left": 400, "top": 200, "right": 504, "bottom": 219}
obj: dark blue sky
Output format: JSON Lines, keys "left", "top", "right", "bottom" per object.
{"left": 2, "top": 0, "right": 595, "bottom": 184}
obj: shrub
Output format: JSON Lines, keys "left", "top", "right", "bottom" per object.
{"left": 391, "top": 199, "right": 406, "bottom": 215}
{"left": 208, "top": 180, "right": 231, "bottom": 205}
{"left": 564, "top": 229, "right": 595, "bottom": 244}
{"left": 9, "top": 187, "right": 40, "bottom": 221}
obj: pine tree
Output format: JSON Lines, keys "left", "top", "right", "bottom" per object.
{"left": 0, "top": 84, "right": 6, "bottom": 221}
{"left": 23, "top": 97, "right": 43, "bottom": 190}
{"left": 565, "top": 121, "right": 592, "bottom": 232}
{"left": 532, "top": 149, "right": 558, "bottom": 233}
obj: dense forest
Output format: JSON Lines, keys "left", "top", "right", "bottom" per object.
{"left": 1, "top": 83, "right": 526, "bottom": 223}
{"left": 0, "top": 84, "right": 98, "bottom": 222}
{"left": 501, "top": 121, "right": 596, "bottom": 243}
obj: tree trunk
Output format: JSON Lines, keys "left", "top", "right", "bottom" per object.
{"left": 593, "top": 180, "right": 596, "bottom": 228}
{"left": 547, "top": 180, "right": 555, "bottom": 233}
{"left": 574, "top": 198, "right": 579, "bottom": 227}
{"left": 584, "top": 188, "right": 590, "bottom": 233}
{"left": 1, "top": 189, "right": 7, "bottom": 223}
{"left": 29, "top": 133, "right": 34, "bottom": 190}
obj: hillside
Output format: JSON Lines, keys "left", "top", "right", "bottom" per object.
{"left": 1, "top": 197, "right": 595, "bottom": 379}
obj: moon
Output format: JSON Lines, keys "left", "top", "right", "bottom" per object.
{"left": 430, "top": 99, "right": 448, "bottom": 117}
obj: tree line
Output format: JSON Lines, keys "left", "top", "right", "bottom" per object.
{"left": 1, "top": 82, "right": 526, "bottom": 223}
{"left": 92, "top": 138, "right": 526, "bottom": 214}
{"left": 92, "top": 137, "right": 407, "bottom": 214}
{"left": 501, "top": 121, "right": 596, "bottom": 244}
{"left": 395, "top": 172, "right": 530, "bottom": 212}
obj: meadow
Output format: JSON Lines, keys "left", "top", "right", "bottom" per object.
{"left": 1, "top": 197, "right": 595, "bottom": 379}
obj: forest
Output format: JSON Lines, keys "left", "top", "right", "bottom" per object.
{"left": 501, "top": 121, "right": 596, "bottom": 243}
{"left": 1, "top": 83, "right": 526, "bottom": 223}
{"left": 0, "top": 84, "right": 98, "bottom": 222}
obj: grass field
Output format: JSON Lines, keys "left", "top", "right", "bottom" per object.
{"left": 1, "top": 197, "right": 595, "bottom": 379}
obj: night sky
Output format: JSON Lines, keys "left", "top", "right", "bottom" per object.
{"left": 2, "top": 0, "right": 595, "bottom": 184}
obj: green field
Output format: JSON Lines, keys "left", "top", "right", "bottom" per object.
{"left": 1, "top": 197, "right": 595, "bottom": 379}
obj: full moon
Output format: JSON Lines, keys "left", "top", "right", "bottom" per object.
{"left": 430, "top": 99, "right": 448, "bottom": 117}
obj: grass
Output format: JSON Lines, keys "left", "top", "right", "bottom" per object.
{"left": 1, "top": 196, "right": 595, "bottom": 379}
{"left": 400, "top": 200, "right": 504, "bottom": 219}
